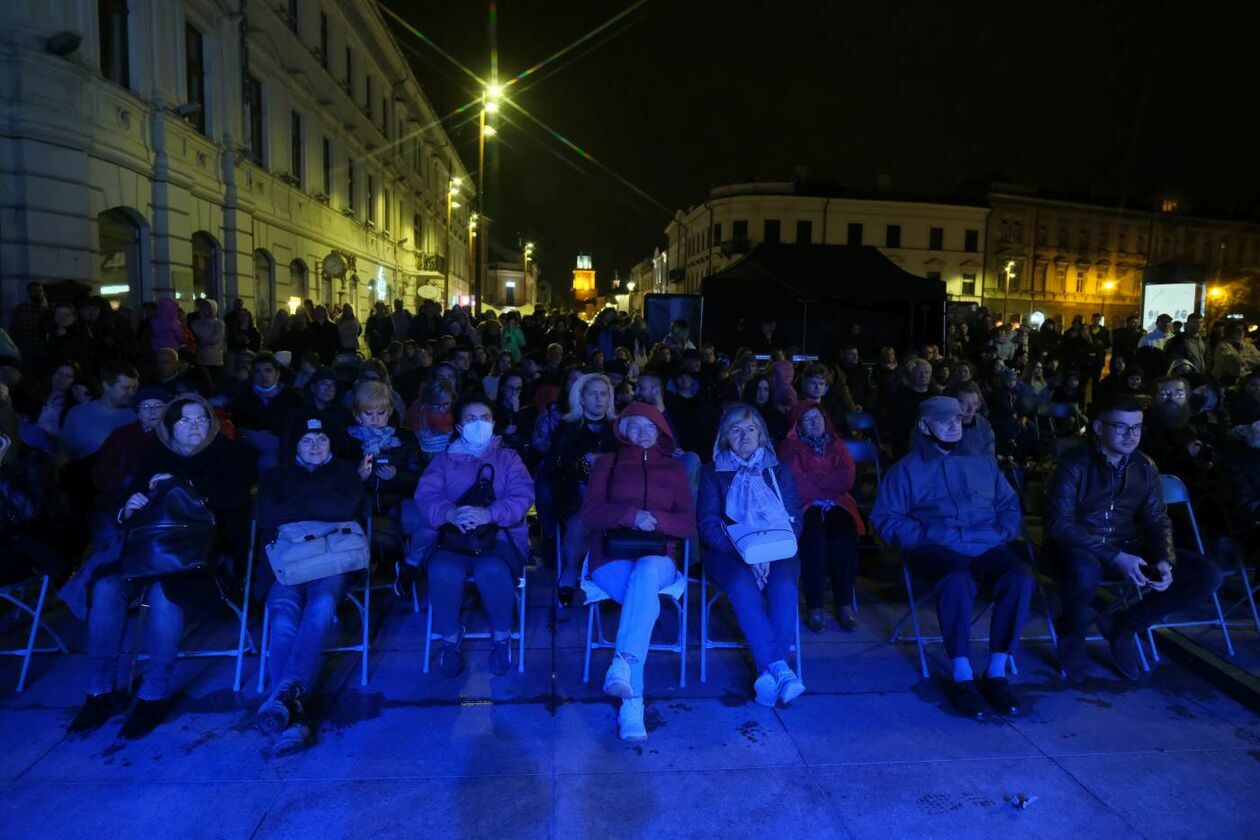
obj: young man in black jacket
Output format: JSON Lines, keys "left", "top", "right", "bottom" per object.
{"left": 1046, "top": 394, "right": 1224, "bottom": 682}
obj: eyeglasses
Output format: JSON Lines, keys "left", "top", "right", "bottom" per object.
{"left": 1099, "top": 421, "right": 1143, "bottom": 438}
{"left": 1158, "top": 389, "right": 1187, "bottom": 400}
{"left": 175, "top": 415, "right": 211, "bottom": 428}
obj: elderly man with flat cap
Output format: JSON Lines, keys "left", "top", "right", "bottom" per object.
{"left": 872, "top": 396, "right": 1034, "bottom": 720}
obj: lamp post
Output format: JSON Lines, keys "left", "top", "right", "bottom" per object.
{"left": 444, "top": 176, "right": 461, "bottom": 306}
{"left": 522, "top": 241, "right": 534, "bottom": 308}
{"left": 1002, "top": 259, "right": 1016, "bottom": 323}
{"left": 475, "top": 84, "right": 500, "bottom": 317}
{"left": 467, "top": 213, "right": 477, "bottom": 305}
{"left": 1101, "top": 279, "right": 1117, "bottom": 327}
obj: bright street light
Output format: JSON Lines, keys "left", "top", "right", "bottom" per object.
{"left": 485, "top": 83, "right": 503, "bottom": 99}
{"left": 1102, "top": 280, "right": 1117, "bottom": 292}
{"left": 482, "top": 124, "right": 497, "bottom": 138}
{"left": 1208, "top": 285, "right": 1225, "bottom": 299}
{"left": 451, "top": 177, "right": 461, "bottom": 189}
{"left": 484, "top": 100, "right": 500, "bottom": 114}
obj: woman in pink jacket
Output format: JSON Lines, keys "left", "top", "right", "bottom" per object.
{"left": 778, "top": 399, "right": 866, "bottom": 633}
{"left": 412, "top": 395, "right": 534, "bottom": 678}
{"left": 150, "top": 298, "right": 197, "bottom": 355}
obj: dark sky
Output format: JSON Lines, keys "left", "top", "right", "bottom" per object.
{"left": 386, "top": 0, "right": 1259, "bottom": 290}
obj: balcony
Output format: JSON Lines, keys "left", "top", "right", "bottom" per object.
{"left": 416, "top": 252, "right": 446, "bottom": 274}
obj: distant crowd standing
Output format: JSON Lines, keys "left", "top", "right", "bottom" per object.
{"left": 1, "top": 283, "right": 1259, "bottom": 747}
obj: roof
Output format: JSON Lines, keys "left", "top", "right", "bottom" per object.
{"left": 702, "top": 244, "right": 946, "bottom": 303}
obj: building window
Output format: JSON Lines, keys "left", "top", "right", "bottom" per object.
{"left": 926, "top": 270, "right": 942, "bottom": 283}
{"left": 885, "top": 224, "right": 901, "bottom": 248}
{"left": 345, "top": 47, "right": 353, "bottom": 91}
{"left": 184, "top": 24, "right": 206, "bottom": 134}
{"left": 290, "top": 112, "right": 303, "bottom": 187}
{"left": 366, "top": 75, "right": 373, "bottom": 118}
{"left": 929, "top": 227, "right": 944, "bottom": 250}
{"left": 1097, "top": 225, "right": 1109, "bottom": 251}
{"left": 1161, "top": 198, "right": 1179, "bottom": 213}
{"left": 1078, "top": 226, "right": 1090, "bottom": 251}
{"left": 1075, "top": 271, "right": 1086, "bottom": 293}
{"left": 347, "top": 162, "right": 355, "bottom": 212}
{"left": 243, "top": 74, "right": 264, "bottom": 166}
{"left": 1059, "top": 226, "right": 1069, "bottom": 248}
{"left": 796, "top": 220, "right": 812, "bottom": 245}
{"left": 319, "top": 12, "right": 329, "bottom": 67}
{"left": 764, "top": 219, "right": 781, "bottom": 244}
{"left": 321, "top": 138, "right": 331, "bottom": 196}
{"left": 413, "top": 213, "right": 422, "bottom": 245}
{"left": 712, "top": 222, "right": 722, "bottom": 246}
{"left": 1036, "top": 225, "right": 1047, "bottom": 246}
{"left": 847, "top": 222, "right": 863, "bottom": 246}
{"left": 961, "top": 273, "right": 977, "bottom": 295}
{"left": 287, "top": 0, "right": 299, "bottom": 32}
{"left": 964, "top": 228, "right": 979, "bottom": 252}
{"left": 732, "top": 219, "right": 748, "bottom": 242}
{"left": 367, "top": 175, "right": 376, "bottom": 224}
{"left": 384, "top": 189, "right": 392, "bottom": 232}
{"left": 99, "top": 0, "right": 130, "bottom": 88}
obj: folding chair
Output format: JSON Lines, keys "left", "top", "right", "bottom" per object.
{"left": 699, "top": 572, "right": 801, "bottom": 683}
{"left": 129, "top": 503, "right": 260, "bottom": 693}
{"left": 844, "top": 411, "right": 881, "bottom": 449}
{"left": 1033, "top": 401, "right": 1079, "bottom": 441}
{"left": 257, "top": 513, "right": 374, "bottom": 691}
{"left": 421, "top": 558, "right": 529, "bottom": 675}
{"left": 581, "top": 542, "right": 689, "bottom": 688}
{"left": 0, "top": 576, "right": 69, "bottom": 691}
{"left": 1144, "top": 474, "right": 1234, "bottom": 661}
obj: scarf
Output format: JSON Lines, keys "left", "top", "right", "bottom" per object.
{"left": 713, "top": 446, "right": 793, "bottom": 590}
{"left": 347, "top": 424, "right": 401, "bottom": 455}
{"left": 800, "top": 430, "right": 830, "bottom": 457}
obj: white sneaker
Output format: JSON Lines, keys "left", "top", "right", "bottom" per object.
{"left": 618, "top": 697, "right": 647, "bottom": 741}
{"left": 753, "top": 671, "right": 777, "bottom": 706}
{"left": 603, "top": 654, "right": 633, "bottom": 699}
{"left": 773, "top": 666, "right": 806, "bottom": 705}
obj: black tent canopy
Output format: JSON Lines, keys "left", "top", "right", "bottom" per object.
{"left": 700, "top": 244, "right": 947, "bottom": 356}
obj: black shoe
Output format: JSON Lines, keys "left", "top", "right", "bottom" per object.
{"left": 67, "top": 691, "right": 127, "bottom": 735}
{"left": 393, "top": 561, "right": 417, "bottom": 599}
{"left": 257, "top": 682, "right": 304, "bottom": 734}
{"left": 489, "top": 639, "right": 513, "bottom": 675}
{"left": 438, "top": 635, "right": 465, "bottom": 678}
{"left": 979, "top": 676, "right": 1021, "bottom": 716}
{"left": 118, "top": 698, "right": 168, "bottom": 741}
{"left": 1103, "top": 617, "right": 1143, "bottom": 681}
{"left": 557, "top": 586, "right": 575, "bottom": 608}
{"left": 945, "top": 680, "right": 987, "bottom": 720}
{"left": 274, "top": 710, "right": 312, "bottom": 757}
{"left": 836, "top": 605, "right": 858, "bottom": 632}
{"left": 806, "top": 608, "right": 827, "bottom": 634}
{"left": 1057, "top": 634, "right": 1088, "bottom": 684}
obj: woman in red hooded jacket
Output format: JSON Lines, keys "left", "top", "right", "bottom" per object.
{"left": 778, "top": 399, "right": 866, "bottom": 633}
{"left": 580, "top": 402, "right": 696, "bottom": 741}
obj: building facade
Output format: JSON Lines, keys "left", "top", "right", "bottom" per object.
{"left": 0, "top": 0, "right": 472, "bottom": 330}
{"left": 984, "top": 188, "right": 1260, "bottom": 324}
{"left": 483, "top": 259, "right": 540, "bottom": 312}
{"left": 663, "top": 182, "right": 991, "bottom": 303}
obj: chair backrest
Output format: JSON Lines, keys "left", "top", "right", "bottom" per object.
{"left": 844, "top": 438, "right": 882, "bottom": 487}
{"left": 1038, "top": 401, "right": 1077, "bottom": 419}
{"left": 845, "top": 411, "right": 876, "bottom": 431}
{"left": 1159, "top": 473, "right": 1205, "bottom": 554}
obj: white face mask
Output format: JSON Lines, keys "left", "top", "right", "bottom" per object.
{"left": 460, "top": 418, "right": 493, "bottom": 446}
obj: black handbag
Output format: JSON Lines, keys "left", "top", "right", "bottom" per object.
{"left": 600, "top": 454, "right": 667, "bottom": 559}
{"left": 437, "top": 463, "right": 500, "bottom": 556}
{"left": 120, "top": 477, "right": 218, "bottom": 583}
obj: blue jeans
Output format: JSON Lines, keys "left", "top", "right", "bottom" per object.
{"left": 87, "top": 574, "right": 184, "bottom": 700}
{"left": 266, "top": 572, "right": 353, "bottom": 690}
{"left": 427, "top": 547, "right": 516, "bottom": 638}
{"left": 704, "top": 549, "right": 801, "bottom": 672}
{"left": 590, "top": 555, "right": 678, "bottom": 696}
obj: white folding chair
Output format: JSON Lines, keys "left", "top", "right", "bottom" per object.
{"left": 422, "top": 559, "right": 529, "bottom": 675}
{"left": 129, "top": 504, "right": 259, "bottom": 693}
{"left": 699, "top": 571, "right": 801, "bottom": 683}
{"left": 581, "top": 542, "right": 690, "bottom": 688}
{"left": 256, "top": 514, "right": 374, "bottom": 691}
{"left": 1145, "top": 474, "right": 1234, "bottom": 661}
{"left": 0, "top": 576, "right": 69, "bottom": 691}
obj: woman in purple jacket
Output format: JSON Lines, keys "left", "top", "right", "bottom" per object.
{"left": 412, "top": 395, "right": 535, "bottom": 677}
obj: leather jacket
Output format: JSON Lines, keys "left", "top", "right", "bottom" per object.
{"left": 1046, "top": 442, "right": 1175, "bottom": 566}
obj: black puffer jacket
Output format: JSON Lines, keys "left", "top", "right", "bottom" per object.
{"left": 1046, "top": 442, "right": 1175, "bottom": 566}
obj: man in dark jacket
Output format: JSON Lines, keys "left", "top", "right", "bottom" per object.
{"left": 231, "top": 352, "right": 305, "bottom": 473}
{"left": 872, "top": 397, "right": 1033, "bottom": 720}
{"left": 1046, "top": 394, "right": 1225, "bottom": 682}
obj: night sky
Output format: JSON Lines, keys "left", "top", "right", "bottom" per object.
{"left": 385, "top": 0, "right": 1259, "bottom": 291}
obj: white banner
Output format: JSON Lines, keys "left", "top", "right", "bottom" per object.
{"left": 1141, "top": 283, "right": 1199, "bottom": 331}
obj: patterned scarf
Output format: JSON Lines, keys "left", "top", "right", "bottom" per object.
{"left": 347, "top": 425, "right": 401, "bottom": 455}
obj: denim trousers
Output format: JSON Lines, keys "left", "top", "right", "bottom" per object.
{"left": 88, "top": 574, "right": 184, "bottom": 700}
{"left": 427, "top": 547, "right": 517, "bottom": 638}
{"left": 266, "top": 572, "right": 352, "bottom": 691}
{"left": 704, "top": 549, "right": 801, "bottom": 672}
{"left": 590, "top": 554, "right": 678, "bottom": 696}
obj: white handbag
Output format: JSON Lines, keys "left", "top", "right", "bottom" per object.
{"left": 266, "top": 520, "right": 369, "bottom": 586}
{"left": 722, "top": 469, "right": 798, "bottom": 565}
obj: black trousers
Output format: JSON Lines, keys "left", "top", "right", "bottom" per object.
{"left": 905, "top": 543, "right": 1035, "bottom": 660}
{"left": 799, "top": 506, "right": 859, "bottom": 611}
{"left": 1058, "top": 547, "right": 1225, "bottom": 636}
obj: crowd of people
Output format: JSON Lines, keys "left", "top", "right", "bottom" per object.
{"left": 1, "top": 282, "right": 1259, "bottom": 748}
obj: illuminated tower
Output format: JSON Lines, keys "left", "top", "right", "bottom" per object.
{"left": 572, "top": 252, "right": 596, "bottom": 311}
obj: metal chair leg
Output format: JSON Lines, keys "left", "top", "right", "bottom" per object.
{"left": 582, "top": 603, "right": 596, "bottom": 683}
{"left": 794, "top": 613, "right": 803, "bottom": 679}
{"left": 15, "top": 577, "right": 49, "bottom": 692}
{"left": 902, "top": 566, "right": 929, "bottom": 679}
{"left": 360, "top": 579, "right": 370, "bottom": 687}
{"left": 422, "top": 595, "right": 434, "bottom": 674}
{"left": 1212, "top": 591, "right": 1235, "bottom": 657}
{"left": 699, "top": 573, "right": 708, "bottom": 683}
{"left": 517, "top": 574, "right": 527, "bottom": 674}
{"left": 256, "top": 605, "right": 271, "bottom": 694}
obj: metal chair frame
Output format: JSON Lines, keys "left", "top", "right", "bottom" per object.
{"left": 0, "top": 576, "right": 69, "bottom": 691}
{"left": 421, "top": 560, "right": 529, "bottom": 675}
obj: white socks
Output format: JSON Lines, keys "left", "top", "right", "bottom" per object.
{"left": 952, "top": 657, "right": 973, "bottom": 682}
{"left": 986, "top": 653, "right": 1009, "bottom": 679}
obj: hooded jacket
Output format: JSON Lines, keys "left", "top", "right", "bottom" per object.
{"left": 777, "top": 400, "right": 864, "bottom": 534}
{"left": 769, "top": 359, "right": 798, "bottom": 408}
{"left": 580, "top": 403, "right": 697, "bottom": 573}
{"left": 190, "top": 299, "right": 226, "bottom": 367}
{"left": 411, "top": 437, "right": 535, "bottom": 573}
{"left": 871, "top": 430, "right": 1022, "bottom": 557}
{"left": 150, "top": 298, "right": 197, "bottom": 353}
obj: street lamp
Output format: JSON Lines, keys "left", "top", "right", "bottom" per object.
{"left": 444, "top": 175, "right": 463, "bottom": 305}
{"left": 1101, "top": 279, "right": 1118, "bottom": 326}
{"left": 475, "top": 83, "right": 501, "bottom": 317}
{"left": 522, "top": 241, "right": 534, "bottom": 307}
{"left": 1002, "top": 260, "right": 1017, "bottom": 323}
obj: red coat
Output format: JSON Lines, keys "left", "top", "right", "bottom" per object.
{"left": 580, "top": 402, "right": 696, "bottom": 573}
{"left": 777, "top": 400, "right": 865, "bottom": 534}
